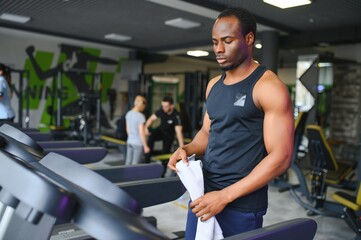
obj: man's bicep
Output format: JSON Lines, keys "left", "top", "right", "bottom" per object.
{"left": 262, "top": 86, "right": 294, "bottom": 155}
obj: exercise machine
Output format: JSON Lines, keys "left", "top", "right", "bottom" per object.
{"left": 0, "top": 126, "right": 186, "bottom": 239}
{"left": 226, "top": 218, "right": 317, "bottom": 240}
{"left": 8, "top": 68, "right": 31, "bottom": 128}
{"left": 0, "top": 150, "right": 168, "bottom": 239}
{"left": 280, "top": 119, "right": 354, "bottom": 218}
{"left": 0, "top": 124, "right": 321, "bottom": 239}
{"left": 0, "top": 150, "right": 77, "bottom": 239}
{"left": 0, "top": 145, "right": 318, "bottom": 240}
{"left": 0, "top": 124, "right": 107, "bottom": 164}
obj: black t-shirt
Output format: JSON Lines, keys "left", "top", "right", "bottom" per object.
{"left": 155, "top": 108, "right": 182, "bottom": 136}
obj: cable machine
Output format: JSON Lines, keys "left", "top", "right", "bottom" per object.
{"left": 10, "top": 69, "right": 30, "bottom": 128}
{"left": 141, "top": 71, "right": 208, "bottom": 137}
{"left": 51, "top": 69, "right": 103, "bottom": 145}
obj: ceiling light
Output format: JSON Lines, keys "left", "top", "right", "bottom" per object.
{"left": 318, "top": 62, "right": 332, "bottom": 68}
{"left": 104, "top": 33, "right": 132, "bottom": 41}
{"left": 165, "top": 18, "right": 201, "bottom": 29}
{"left": 255, "top": 43, "right": 262, "bottom": 49}
{"left": 318, "top": 42, "right": 330, "bottom": 48}
{"left": 263, "top": 0, "right": 312, "bottom": 9}
{"left": 152, "top": 76, "right": 179, "bottom": 83}
{"left": 187, "top": 50, "right": 209, "bottom": 57}
{"left": 0, "top": 13, "right": 31, "bottom": 24}
{"left": 255, "top": 40, "right": 262, "bottom": 49}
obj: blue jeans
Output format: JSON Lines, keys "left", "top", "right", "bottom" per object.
{"left": 185, "top": 203, "right": 267, "bottom": 239}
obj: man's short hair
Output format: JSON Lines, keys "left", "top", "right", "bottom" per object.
{"left": 162, "top": 96, "right": 174, "bottom": 105}
{"left": 218, "top": 7, "right": 257, "bottom": 41}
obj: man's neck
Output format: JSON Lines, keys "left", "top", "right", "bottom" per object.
{"left": 224, "top": 60, "right": 258, "bottom": 82}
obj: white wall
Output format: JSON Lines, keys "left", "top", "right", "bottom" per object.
{"left": 333, "top": 43, "right": 361, "bottom": 63}
{"left": 278, "top": 68, "right": 296, "bottom": 85}
{"left": 145, "top": 55, "right": 297, "bottom": 85}
{"left": 144, "top": 55, "right": 219, "bottom": 75}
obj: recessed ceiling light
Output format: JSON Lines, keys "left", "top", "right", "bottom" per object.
{"left": 318, "top": 62, "right": 332, "bottom": 68}
{"left": 104, "top": 33, "right": 132, "bottom": 41}
{"left": 0, "top": 13, "right": 31, "bottom": 24}
{"left": 165, "top": 18, "right": 201, "bottom": 29}
{"left": 255, "top": 40, "right": 262, "bottom": 49}
{"left": 187, "top": 50, "right": 209, "bottom": 57}
{"left": 255, "top": 43, "right": 262, "bottom": 49}
{"left": 318, "top": 42, "right": 330, "bottom": 48}
{"left": 263, "top": 0, "right": 312, "bottom": 9}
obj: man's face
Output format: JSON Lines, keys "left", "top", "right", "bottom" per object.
{"left": 212, "top": 16, "right": 252, "bottom": 70}
{"left": 161, "top": 101, "right": 173, "bottom": 114}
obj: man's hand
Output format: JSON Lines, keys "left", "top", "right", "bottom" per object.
{"left": 167, "top": 147, "right": 188, "bottom": 172}
{"left": 190, "top": 191, "right": 228, "bottom": 222}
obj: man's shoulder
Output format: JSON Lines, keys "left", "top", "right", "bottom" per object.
{"left": 206, "top": 74, "right": 223, "bottom": 98}
{"left": 155, "top": 108, "right": 162, "bottom": 116}
{"left": 256, "top": 69, "right": 284, "bottom": 89}
{"left": 209, "top": 74, "right": 223, "bottom": 85}
{"left": 255, "top": 69, "right": 291, "bottom": 109}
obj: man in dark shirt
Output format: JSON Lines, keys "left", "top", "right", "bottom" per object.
{"left": 145, "top": 96, "right": 184, "bottom": 175}
{"left": 168, "top": 7, "right": 294, "bottom": 239}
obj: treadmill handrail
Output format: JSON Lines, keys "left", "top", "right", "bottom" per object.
{"left": 0, "top": 150, "right": 77, "bottom": 222}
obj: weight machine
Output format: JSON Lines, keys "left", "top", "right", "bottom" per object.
{"left": 9, "top": 69, "right": 31, "bottom": 128}
{"left": 50, "top": 69, "right": 103, "bottom": 144}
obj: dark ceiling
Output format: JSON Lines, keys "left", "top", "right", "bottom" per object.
{"left": 1, "top": 0, "right": 361, "bottom": 66}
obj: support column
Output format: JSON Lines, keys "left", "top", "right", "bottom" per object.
{"left": 260, "top": 31, "right": 279, "bottom": 74}
{"left": 126, "top": 50, "right": 143, "bottom": 110}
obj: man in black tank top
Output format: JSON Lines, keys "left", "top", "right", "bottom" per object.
{"left": 168, "top": 7, "right": 294, "bottom": 239}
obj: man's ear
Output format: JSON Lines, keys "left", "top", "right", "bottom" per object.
{"left": 246, "top": 32, "right": 255, "bottom": 46}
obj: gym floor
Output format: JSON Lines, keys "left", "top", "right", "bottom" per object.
{"left": 91, "top": 149, "right": 355, "bottom": 240}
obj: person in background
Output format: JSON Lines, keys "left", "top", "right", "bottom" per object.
{"left": 168, "top": 7, "right": 294, "bottom": 238}
{"left": 0, "top": 63, "right": 15, "bottom": 125}
{"left": 145, "top": 96, "right": 184, "bottom": 176}
{"left": 125, "top": 95, "right": 149, "bottom": 165}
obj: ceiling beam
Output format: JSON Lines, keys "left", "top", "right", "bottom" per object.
{"left": 280, "top": 25, "right": 361, "bottom": 49}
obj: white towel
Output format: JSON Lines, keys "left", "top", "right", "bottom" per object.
{"left": 176, "top": 155, "right": 223, "bottom": 240}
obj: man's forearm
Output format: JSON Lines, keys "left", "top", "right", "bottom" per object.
{"left": 175, "top": 126, "right": 184, "bottom": 147}
{"left": 145, "top": 119, "right": 151, "bottom": 129}
{"left": 145, "top": 114, "right": 156, "bottom": 129}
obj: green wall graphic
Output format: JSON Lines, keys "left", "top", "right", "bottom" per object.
{"left": 23, "top": 44, "right": 119, "bottom": 130}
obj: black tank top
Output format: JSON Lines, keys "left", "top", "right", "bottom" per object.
{"left": 204, "top": 65, "right": 268, "bottom": 212}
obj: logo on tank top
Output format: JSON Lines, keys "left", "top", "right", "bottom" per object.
{"left": 234, "top": 93, "right": 246, "bottom": 107}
